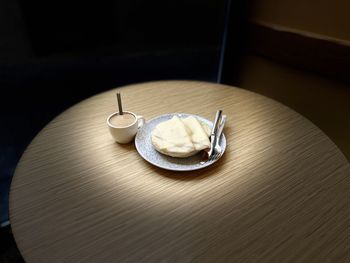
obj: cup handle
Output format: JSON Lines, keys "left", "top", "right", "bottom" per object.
{"left": 136, "top": 115, "right": 145, "bottom": 128}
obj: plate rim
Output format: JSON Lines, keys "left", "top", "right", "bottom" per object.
{"left": 135, "top": 113, "right": 226, "bottom": 171}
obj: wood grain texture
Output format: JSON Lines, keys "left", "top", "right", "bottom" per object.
{"left": 9, "top": 81, "right": 350, "bottom": 262}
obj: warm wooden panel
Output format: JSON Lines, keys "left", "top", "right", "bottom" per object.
{"left": 250, "top": 0, "right": 350, "bottom": 42}
{"left": 238, "top": 55, "right": 350, "bottom": 161}
{"left": 246, "top": 22, "right": 350, "bottom": 83}
{"left": 10, "top": 81, "right": 350, "bottom": 262}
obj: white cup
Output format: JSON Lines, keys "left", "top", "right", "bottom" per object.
{"left": 107, "top": 111, "right": 145, "bottom": 143}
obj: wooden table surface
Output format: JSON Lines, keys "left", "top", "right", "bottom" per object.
{"left": 10, "top": 81, "right": 350, "bottom": 262}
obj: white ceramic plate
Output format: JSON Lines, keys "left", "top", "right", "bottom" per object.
{"left": 135, "top": 113, "right": 226, "bottom": 171}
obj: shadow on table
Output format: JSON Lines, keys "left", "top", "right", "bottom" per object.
{"left": 115, "top": 135, "right": 231, "bottom": 181}
{"left": 0, "top": 226, "right": 24, "bottom": 263}
{"left": 145, "top": 152, "right": 229, "bottom": 181}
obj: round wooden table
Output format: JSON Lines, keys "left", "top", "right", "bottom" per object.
{"left": 10, "top": 81, "right": 350, "bottom": 262}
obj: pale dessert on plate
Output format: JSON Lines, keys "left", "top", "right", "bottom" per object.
{"left": 151, "top": 115, "right": 211, "bottom": 157}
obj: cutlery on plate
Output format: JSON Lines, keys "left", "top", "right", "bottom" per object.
{"left": 207, "top": 110, "right": 222, "bottom": 160}
{"left": 201, "top": 110, "right": 224, "bottom": 164}
{"left": 210, "top": 115, "right": 227, "bottom": 161}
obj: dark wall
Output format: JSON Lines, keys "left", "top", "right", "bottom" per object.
{"left": 18, "top": 0, "right": 225, "bottom": 56}
{"left": 0, "top": 0, "right": 32, "bottom": 60}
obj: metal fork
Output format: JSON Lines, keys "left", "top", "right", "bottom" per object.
{"left": 209, "top": 115, "right": 227, "bottom": 161}
{"left": 207, "top": 110, "right": 222, "bottom": 159}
